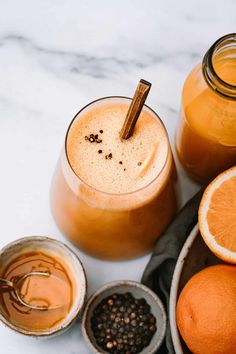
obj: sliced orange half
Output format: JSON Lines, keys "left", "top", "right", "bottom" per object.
{"left": 199, "top": 166, "right": 236, "bottom": 264}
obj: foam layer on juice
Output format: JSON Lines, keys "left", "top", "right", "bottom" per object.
{"left": 67, "top": 103, "right": 169, "bottom": 194}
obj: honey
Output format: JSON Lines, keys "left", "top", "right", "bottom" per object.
{"left": 0, "top": 251, "right": 74, "bottom": 331}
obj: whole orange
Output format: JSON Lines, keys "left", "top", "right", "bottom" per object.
{"left": 176, "top": 264, "right": 236, "bottom": 354}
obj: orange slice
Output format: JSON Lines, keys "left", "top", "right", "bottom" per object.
{"left": 198, "top": 166, "right": 236, "bottom": 264}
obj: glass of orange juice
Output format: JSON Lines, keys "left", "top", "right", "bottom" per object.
{"left": 51, "top": 96, "right": 177, "bottom": 260}
{"left": 176, "top": 33, "right": 236, "bottom": 184}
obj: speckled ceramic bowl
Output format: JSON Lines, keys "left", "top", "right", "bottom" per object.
{"left": 82, "top": 280, "right": 166, "bottom": 354}
{"left": 0, "top": 236, "right": 87, "bottom": 337}
{"left": 169, "top": 224, "right": 223, "bottom": 354}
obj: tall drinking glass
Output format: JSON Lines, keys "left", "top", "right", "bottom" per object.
{"left": 51, "top": 96, "right": 177, "bottom": 260}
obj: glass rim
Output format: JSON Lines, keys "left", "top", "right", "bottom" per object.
{"left": 203, "top": 33, "right": 236, "bottom": 99}
{"left": 64, "top": 95, "right": 171, "bottom": 197}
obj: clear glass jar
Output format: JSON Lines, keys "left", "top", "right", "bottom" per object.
{"left": 176, "top": 33, "right": 236, "bottom": 183}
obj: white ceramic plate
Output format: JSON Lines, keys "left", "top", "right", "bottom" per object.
{"left": 169, "top": 224, "right": 223, "bottom": 354}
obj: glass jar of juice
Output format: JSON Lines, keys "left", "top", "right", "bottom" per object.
{"left": 176, "top": 33, "right": 236, "bottom": 183}
{"left": 51, "top": 96, "right": 177, "bottom": 260}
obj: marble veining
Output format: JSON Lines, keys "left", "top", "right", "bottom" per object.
{"left": 0, "top": 33, "right": 202, "bottom": 79}
{"left": 0, "top": 0, "right": 235, "bottom": 353}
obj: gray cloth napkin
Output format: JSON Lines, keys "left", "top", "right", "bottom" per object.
{"left": 141, "top": 189, "right": 204, "bottom": 354}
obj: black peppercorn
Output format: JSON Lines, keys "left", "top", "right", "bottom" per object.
{"left": 130, "top": 312, "right": 136, "bottom": 319}
{"left": 131, "top": 319, "right": 137, "bottom": 327}
{"left": 124, "top": 316, "right": 130, "bottom": 324}
{"left": 91, "top": 292, "right": 157, "bottom": 354}
{"left": 117, "top": 343, "right": 124, "bottom": 350}
{"left": 135, "top": 337, "right": 142, "bottom": 345}
{"left": 119, "top": 305, "right": 126, "bottom": 313}
{"left": 112, "top": 322, "right": 120, "bottom": 329}
{"left": 111, "top": 328, "right": 117, "bottom": 336}
{"left": 124, "top": 324, "right": 130, "bottom": 331}
{"left": 118, "top": 326, "right": 125, "bottom": 333}
{"left": 148, "top": 314, "right": 156, "bottom": 324}
{"left": 107, "top": 299, "right": 114, "bottom": 306}
{"left": 110, "top": 313, "right": 116, "bottom": 321}
{"left": 106, "top": 341, "right": 113, "bottom": 349}
{"left": 149, "top": 324, "right": 157, "bottom": 332}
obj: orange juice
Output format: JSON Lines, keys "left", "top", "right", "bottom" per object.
{"left": 176, "top": 34, "right": 236, "bottom": 183}
{"left": 51, "top": 97, "right": 177, "bottom": 260}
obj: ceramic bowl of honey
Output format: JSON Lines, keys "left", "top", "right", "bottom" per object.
{"left": 0, "top": 236, "right": 87, "bottom": 337}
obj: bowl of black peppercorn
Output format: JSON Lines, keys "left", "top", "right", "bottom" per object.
{"left": 82, "top": 280, "right": 166, "bottom": 354}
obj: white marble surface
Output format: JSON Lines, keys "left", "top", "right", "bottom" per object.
{"left": 0, "top": 0, "right": 235, "bottom": 353}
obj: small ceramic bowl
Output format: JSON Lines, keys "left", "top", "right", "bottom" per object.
{"left": 82, "top": 280, "right": 166, "bottom": 354}
{"left": 0, "top": 236, "right": 87, "bottom": 337}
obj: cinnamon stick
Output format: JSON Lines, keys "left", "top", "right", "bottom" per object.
{"left": 120, "top": 79, "right": 152, "bottom": 140}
